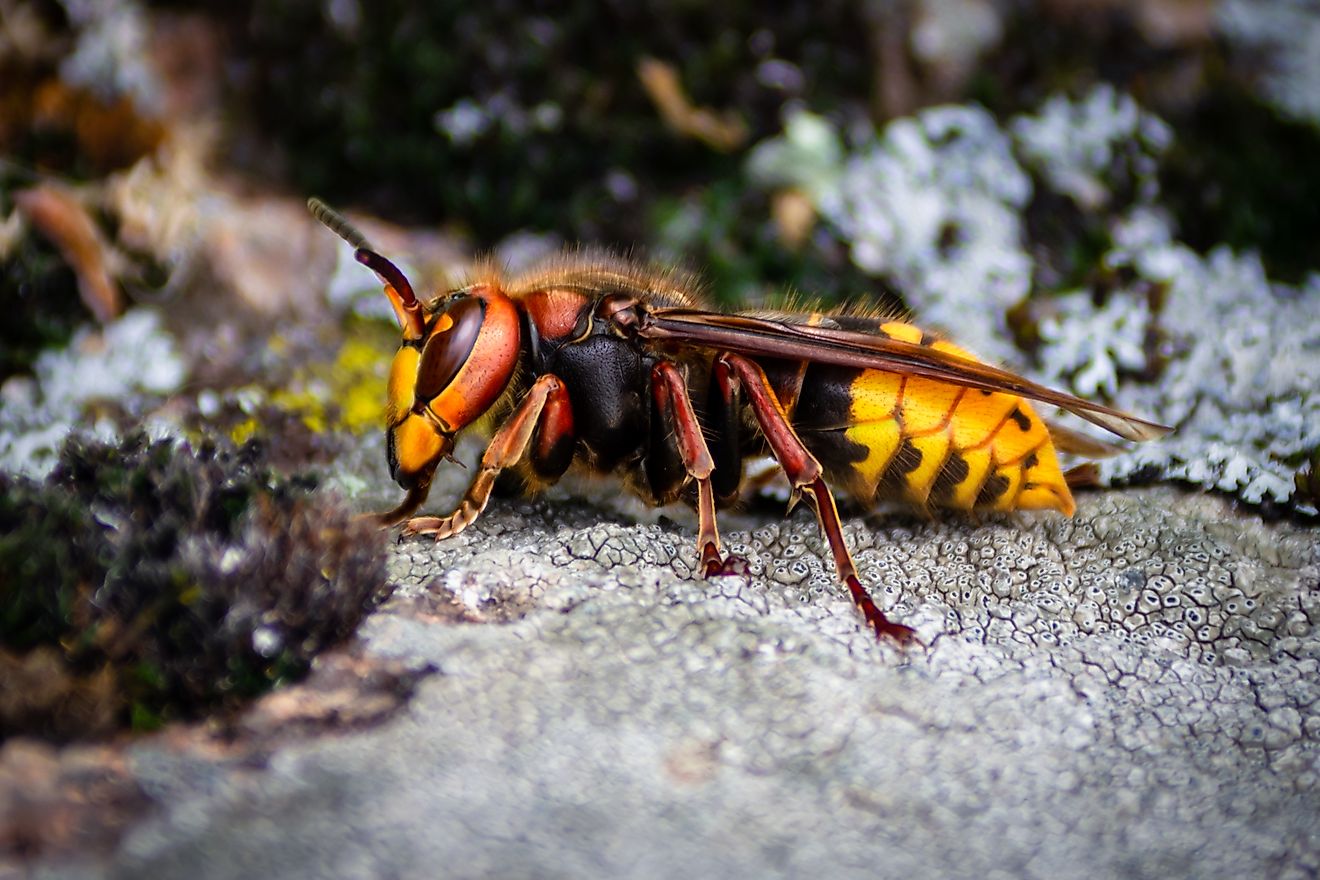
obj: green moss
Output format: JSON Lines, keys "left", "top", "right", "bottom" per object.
{"left": 0, "top": 433, "right": 388, "bottom": 742}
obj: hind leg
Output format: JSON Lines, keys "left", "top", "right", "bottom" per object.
{"left": 717, "top": 353, "right": 917, "bottom": 644}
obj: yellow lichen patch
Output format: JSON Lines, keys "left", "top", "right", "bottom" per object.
{"left": 332, "top": 337, "right": 393, "bottom": 433}
{"left": 879, "top": 321, "right": 924, "bottom": 344}
{"left": 269, "top": 386, "right": 328, "bottom": 434}
{"left": 229, "top": 418, "right": 259, "bottom": 446}
{"left": 848, "top": 418, "right": 902, "bottom": 487}
{"left": 243, "top": 325, "right": 394, "bottom": 439}
{"left": 946, "top": 446, "right": 993, "bottom": 511}
{"left": 900, "top": 377, "right": 963, "bottom": 434}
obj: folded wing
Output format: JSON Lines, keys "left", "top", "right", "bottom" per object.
{"left": 638, "top": 309, "right": 1170, "bottom": 443}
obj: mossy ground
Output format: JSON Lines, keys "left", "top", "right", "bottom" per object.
{"left": 0, "top": 434, "right": 388, "bottom": 742}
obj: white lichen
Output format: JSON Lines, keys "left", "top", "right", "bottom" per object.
{"left": 434, "top": 99, "right": 491, "bottom": 147}
{"left": 1037, "top": 290, "right": 1149, "bottom": 399}
{"left": 818, "top": 105, "right": 1033, "bottom": 364}
{"left": 756, "top": 85, "right": 1319, "bottom": 512}
{"left": 1012, "top": 85, "right": 1171, "bottom": 210}
{"left": 1097, "top": 234, "right": 1320, "bottom": 510}
{"left": 910, "top": 0, "right": 1003, "bottom": 70}
{"left": 433, "top": 92, "right": 565, "bottom": 146}
{"left": 57, "top": 0, "right": 162, "bottom": 112}
{"left": 0, "top": 309, "right": 186, "bottom": 477}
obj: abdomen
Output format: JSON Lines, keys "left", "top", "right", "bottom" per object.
{"left": 787, "top": 318, "right": 1075, "bottom": 516}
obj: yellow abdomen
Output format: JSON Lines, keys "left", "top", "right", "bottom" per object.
{"left": 840, "top": 320, "right": 1074, "bottom": 516}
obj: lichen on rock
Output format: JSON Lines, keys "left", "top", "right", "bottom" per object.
{"left": 98, "top": 485, "right": 1320, "bottom": 879}
{"left": 0, "top": 309, "right": 186, "bottom": 479}
{"left": 1095, "top": 219, "right": 1320, "bottom": 511}
{"left": 761, "top": 86, "right": 1320, "bottom": 515}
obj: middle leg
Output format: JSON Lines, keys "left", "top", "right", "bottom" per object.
{"left": 650, "top": 360, "right": 745, "bottom": 576}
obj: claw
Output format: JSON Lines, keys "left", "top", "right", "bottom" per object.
{"left": 701, "top": 548, "right": 749, "bottom": 578}
{"left": 846, "top": 575, "right": 920, "bottom": 646}
{"left": 402, "top": 515, "right": 445, "bottom": 538}
{"left": 785, "top": 487, "right": 803, "bottom": 516}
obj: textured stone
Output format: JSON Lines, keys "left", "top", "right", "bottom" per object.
{"left": 50, "top": 484, "right": 1319, "bottom": 880}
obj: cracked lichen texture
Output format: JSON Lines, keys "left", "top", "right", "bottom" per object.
{"left": 93, "top": 486, "right": 1319, "bottom": 879}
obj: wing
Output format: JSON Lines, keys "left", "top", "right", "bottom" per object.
{"left": 636, "top": 308, "right": 1170, "bottom": 443}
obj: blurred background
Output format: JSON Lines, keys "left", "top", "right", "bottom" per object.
{"left": 1, "top": 0, "right": 1319, "bottom": 759}
{"left": 5, "top": 0, "right": 1320, "bottom": 304}
{"left": 4, "top": 0, "right": 1318, "bottom": 489}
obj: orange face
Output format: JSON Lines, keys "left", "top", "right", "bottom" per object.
{"left": 384, "top": 286, "right": 522, "bottom": 492}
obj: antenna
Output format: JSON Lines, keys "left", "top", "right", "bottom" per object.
{"left": 308, "top": 197, "right": 425, "bottom": 339}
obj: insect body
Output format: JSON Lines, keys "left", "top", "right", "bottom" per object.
{"left": 310, "top": 200, "right": 1169, "bottom": 642}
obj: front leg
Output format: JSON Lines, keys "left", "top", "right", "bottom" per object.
{"left": 404, "top": 374, "right": 573, "bottom": 540}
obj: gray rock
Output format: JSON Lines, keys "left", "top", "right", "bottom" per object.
{"left": 90, "top": 485, "right": 1318, "bottom": 880}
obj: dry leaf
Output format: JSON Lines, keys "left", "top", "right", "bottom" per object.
{"left": 15, "top": 184, "right": 123, "bottom": 323}
{"left": 638, "top": 57, "right": 748, "bottom": 153}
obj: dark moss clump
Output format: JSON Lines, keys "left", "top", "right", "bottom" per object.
{"left": 0, "top": 433, "right": 388, "bottom": 741}
{"left": 1294, "top": 450, "right": 1320, "bottom": 515}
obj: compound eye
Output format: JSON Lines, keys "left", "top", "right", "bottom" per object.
{"left": 415, "top": 296, "right": 485, "bottom": 402}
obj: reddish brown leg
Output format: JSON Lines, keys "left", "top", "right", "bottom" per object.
{"left": 652, "top": 361, "right": 746, "bottom": 577}
{"left": 718, "top": 353, "right": 917, "bottom": 644}
{"left": 404, "top": 374, "right": 571, "bottom": 540}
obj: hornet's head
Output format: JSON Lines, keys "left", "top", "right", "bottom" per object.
{"left": 309, "top": 199, "right": 521, "bottom": 524}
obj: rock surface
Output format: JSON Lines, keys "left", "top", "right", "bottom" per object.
{"left": 36, "top": 484, "right": 1319, "bottom": 879}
